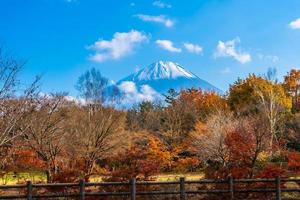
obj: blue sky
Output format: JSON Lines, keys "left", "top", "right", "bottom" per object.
{"left": 0, "top": 0, "right": 300, "bottom": 95}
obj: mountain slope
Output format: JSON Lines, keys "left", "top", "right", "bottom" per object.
{"left": 117, "top": 61, "right": 222, "bottom": 95}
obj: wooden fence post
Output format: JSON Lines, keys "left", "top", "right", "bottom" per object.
{"left": 228, "top": 176, "right": 234, "bottom": 200}
{"left": 130, "top": 178, "right": 136, "bottom": 200}
{"left": 276, "top": 176, "right": 281, "bottom": 200}
{"left": 180, "top": 177, "right": 186, "bottom": 200}
{"left": 79, "top": 179, "right": 85, "bottom": 200}
{"left": 27, "top": 181, "right": 32, "bottom": 200}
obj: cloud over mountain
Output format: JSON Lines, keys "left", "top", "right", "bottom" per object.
{"left": 118, "top": 81, "right": 162, "bottom": 105}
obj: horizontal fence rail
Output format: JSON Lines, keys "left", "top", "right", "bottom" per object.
{"left": 1, "top": 177, "right": 300, "bottom": 199}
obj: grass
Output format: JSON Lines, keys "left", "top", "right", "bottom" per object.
{"left": 0, "top": 171, "right": 47, "bottom": 185}
{"left": 153, "top": 172, "right": 205, "bottom": 181}
{"left": 89, "top": 172, "right": 205, "bottom": 182}
{"left": 0, "top": 171, "right": 205, "bottom": 185}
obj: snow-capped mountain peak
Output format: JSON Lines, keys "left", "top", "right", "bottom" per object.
{"left": 131, "top": 61, "right": 196, "bottom": 81}
{"left": 117, "top": 61, "right": 222, "bottom": 97}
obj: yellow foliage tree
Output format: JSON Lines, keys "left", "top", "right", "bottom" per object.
{"left": 228, "top": 74, "right": 292, "bottom": 153}
{"left": 284, "top": 69, "right": 300, "bottom": 112}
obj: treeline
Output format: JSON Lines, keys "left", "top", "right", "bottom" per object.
{"left": 0, "top": 49, "right": 300, "bottom": 183}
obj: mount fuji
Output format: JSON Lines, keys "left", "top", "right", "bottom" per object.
{"left": 117, "top": 61, "right": 222, "bottom": 96}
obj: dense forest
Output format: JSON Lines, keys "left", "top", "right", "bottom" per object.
{"left": 0, "top": 48, "right": 299, "bottom": 184}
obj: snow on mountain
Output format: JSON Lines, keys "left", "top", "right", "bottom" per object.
{"left": 129, "top": 61, "right": 196, "bottom": 81}
{"left": 117, "top": 61, "right": 222, "bottom": 97}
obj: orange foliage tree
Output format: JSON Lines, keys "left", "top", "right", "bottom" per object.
{"left": 179, "top": 88, "right": 227, "bottom": 121}
{"left": 106, "top": 137, "right": 171, "bottom": 181}
{"left": 9, "top": 149, "right": 45, "bottom": 171}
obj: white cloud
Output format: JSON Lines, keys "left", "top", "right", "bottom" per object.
{"left": 64, "top": 96, "right": 86, "bottom": 105}
{"left": 220, "top": 67, "right": 231, "bottom": 74}
{"left": 156, "top": 40, "right": 181, "bottom": 53}
{"left": 89, "top": 54, "right": 108, "bottom": 62}
{"left": 258, "top": 54, "right": 279, "bottom": 63}
{"left": 38, "top": 92, "right": 86, "bottom": 105}
{"left": 88, "top": 30, "right": 148, "bottom": 62}
{"left": 136, "top": 14, "right": 174, "bottom": 28}
{"left": 119, "top": 81, "right": 137, "bottom": 94}
{"left": 139, "top": 85, "right": 159, "bottom": 101}
{"left": 183, "top": 42, "right": 203, "bottom": 54}
{"left": 118, "top": 81, "right": 161, "bottom": 105}
{"left": 153, "top": 1, "right": 172, "bottom": 8}
{"left": 214, "top": 37, "right": 251, "bottom": 64}
{"left": 289, "top": 18, "right": 300, "bottom": 29}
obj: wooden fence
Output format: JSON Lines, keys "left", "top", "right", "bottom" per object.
{"left": 1, "top": 176, "right": 300, "bottom": 199}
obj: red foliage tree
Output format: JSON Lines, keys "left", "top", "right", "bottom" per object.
{"left": 209, "top": 117, "right": 270, "bottom": 179}
{"left": 256, "top": 164, "right": 286, "bottom": 179}
{"left": 288, "top": 151, "right": 300, "bottom": 173}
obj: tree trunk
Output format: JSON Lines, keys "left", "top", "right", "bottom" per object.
{"left": 46, "top": 169, "right": 52, "bottom": 183}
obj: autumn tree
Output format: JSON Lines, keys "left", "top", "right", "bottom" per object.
{"left": 138, "top": 102, "right": 161, "bottom": 131}
{"left": 224, "top": 116, "right": 270, "bottom": 178}
{"left": 19, "top": 93, "right": 68, "bottom": 182}
{"left": 64, "top": 105, "right": 125, "bottom": 177}
{"left": 160, "top": 98, "right": 196, "bottom": 149}
{"left": 0, "top": 49, "right": 39, "bottom": 148}
{"left": 228, "top": 74, "right": 266, "bottom": 114}
{"left": 192, "top": 111, "right": 271, "bottom": 178}
{"left": 284, "top": 69, "right": 300, "bottom": 112}
{"left": 107, "top": 136, "right": 171, "bottom": 181}
{"left": 191, "top": 111, "right": 233, "bottom": 170}
{"left": 288, "top": 151, "right": 300, "bottom": 173}
{"left": 0, "top": 48, "right": 39, "bottom": 169}
{"left": 254, "top": 76, "right": 291, "bottom": 152}
{"left": 54, "top": 69, "right": 125, "bottom": 178}
{"left": 285, "top": 113, "right": 300, "bottom": 151}
{"left": 125, "top": 99, "right": 195, "bottom": 150}
{"left": 125, "top": 107, "right": 141, "bottom": 132}
{"left": 179, "top": 88, "right": 227, "bottom": 121}
{"left": 54, "top": 68, "right": 124, "bottom": 177}
{"left": 228, "top": 74, "right": 291, "bottom": 153}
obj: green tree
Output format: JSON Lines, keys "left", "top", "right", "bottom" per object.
{"left": 163, "top": 88, "right": 179, "bottom": 105}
